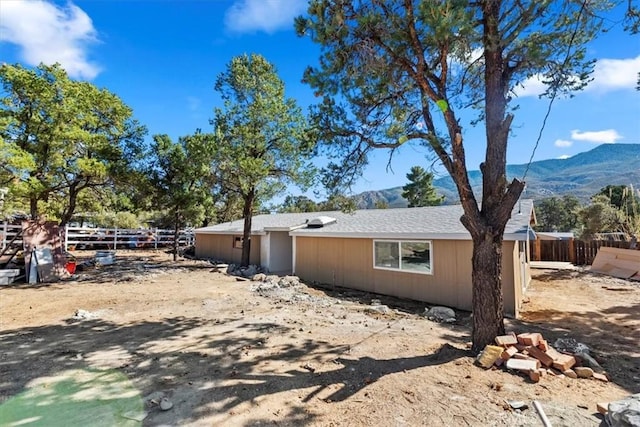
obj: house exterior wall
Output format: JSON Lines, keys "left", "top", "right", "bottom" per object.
{"left": 268, "top": 231, "right": 293, "bottom": 274}
{"left": 294, "top": 236, "right": 520, "bottom": 316}
{"left": 195, "top": 233, "right": 261, "bottom": 265}
{"left": 501, "top": 240, "right": 518, "bottom": 318}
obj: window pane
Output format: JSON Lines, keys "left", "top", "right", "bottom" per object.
{"left": 374, "top": 241, "right": 399, "bottom": 269}
{"left": 400, "top": 241, "right": 431, "bottom": 273}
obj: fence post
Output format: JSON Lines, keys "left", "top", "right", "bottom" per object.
{"left": 534, "top": 239, "right": 541, "bottom": 261}
{"left": 114, "top": 227, "right": 118, "bottom": 250}
{"left": 154, "top": 227, "right": 158, "bottom": 250}
{"left": 64, "top": 224, "right": 69, "bottom": 252}
{"left": 568, "top": 238, "right": 575, "bottom": 264}
{"left": 1, "top": 221, "right": 6, "bottom": 251}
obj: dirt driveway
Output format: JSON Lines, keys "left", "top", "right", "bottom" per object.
{"left": 1, "top": 250, "right": 638, "bottom": 426}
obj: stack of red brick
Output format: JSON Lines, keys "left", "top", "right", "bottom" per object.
{"left": 476, "top": 332, "right": 609, "bottom": 383}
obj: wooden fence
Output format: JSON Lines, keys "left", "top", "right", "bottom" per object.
{"left": 1, "top": 222, "right": 195, "bottom": 252}
{"left": 530, "top": 239, "right": 636, "bottom": 265}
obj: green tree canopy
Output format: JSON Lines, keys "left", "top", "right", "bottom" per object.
{"left": 211, "top": 54, "right": 316, "bottom": 266}
{"left": 596, "top": 185, "right": 639, "bottom": 217}
{"left": 147, "top": 132, "right": 217, "bottom": 260}
{"left": 578, "top": 194, "right": 624, "bottom": 239}
{"left": 296, "top": 1, "right": 615, "bottom": 351}
{"left": 279, "top": 195, "right": 319, "bottom": 213}
{"left": 590, "top": 185, "right": 640, "bottom": 239}
{"left": 534, "top": 195, "right": 581, "bottom": 232}
{"left": 402, "top": 166, "right": 444, "bottom": 207}
{"left": 0, "top": 63, "right": 146, "bottom": 225}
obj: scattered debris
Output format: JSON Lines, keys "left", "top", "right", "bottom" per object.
{"left": 476, "top": 345, "right": 503, "bottom": 368}
{"left": 533, "top": 400, "right": 552, "bottom": 427}
{"left": 424, "top": 306, "right": 456, "bottom": 323}
{"left": 95, "top": 250, "right": 116, "bottom": 266}
{"left": 506, "top": 400, "right": 528, "bottom": 411}
{"left": 605, "top": 393, "right": 640, "bottom": 427}
{"left": 228, "top": 264, "right": 262, "bottom": 278}
{"left": 302, "top": 363, "right": 316, "bottom": 373}
{"left": 476, "top": 331, "right": 610, "bottom": 384}
{"left": 248, "top": 273, "right": 334, "bottom": 307}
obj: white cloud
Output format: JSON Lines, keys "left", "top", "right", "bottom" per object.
{"left": 0, "top": 0, "right": 100, "bottom": 79}
{"left": 224, "top": 0, "right": 307, "bottom": 34}
{"left": 513, "top": 74, "right": 547, "bottom": 97}
{"left": 513, "top": 55, "right": 640, "bottom": 98}
{"left": 588, "top": 56, "right": 640, "bottom": 92}
{"left": 558, "top": 154, "right": 571, "bottom": 159}
{"left": 554, "top": 139, "right": 573, "bottom": 148}
{"left": 570, "top": 129, "right": 623, "bottom": 144}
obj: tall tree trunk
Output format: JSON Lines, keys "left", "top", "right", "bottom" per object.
{"left": 461, "top": 0, "right": 525, "bottom": 353}
{"left": 240, "top": 190, "right": 254, "bottom": 267}
{"left": 59, "top": 182, "right": 79, "bottom": 227}
{"left": 29, "top": 197, "right": 38, "bottom": 220}
{"left": 471, "top": 231, "right": 505, "bottom": 353}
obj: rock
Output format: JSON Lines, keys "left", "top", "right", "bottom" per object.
{"left": 606, "top": 394, "right": 640, "bottom": 427}
{"left": 252, "top": 273, "right": 267, "bottom": 282}
{"left": 553, "top": 338, "right": 590, "bottom": 355}
{"left": 159, "top": 397, "right": 173, "bottom": 411}
{"left": 593, "top": 372, "right": 609, "bottom": 382}
{"left": 576, "top": 350, "right": 604, "bottom": 372}
{"left": 241, "top": 265, "right": 258, "bottom": 277}
{"left": 506, "top": 400, "right": 529, "bottom": 410}
{"left": 72, "top": 309, "right": 97, "bottom": 320}
{"left": 574, "top": 366, "right": 594, "bottom": 378}
{"left": 278, "top": 276, "right": 300, "bottom": 287}
{"left": 365, "top": 305, "right": 390, "bottom": 314}
{"left": 424, "top": 306, "right": 456, "bottom": 323}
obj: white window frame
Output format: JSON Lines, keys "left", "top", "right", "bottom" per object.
{"left": 373, "top": 239, "right": 433, "bottom": 275}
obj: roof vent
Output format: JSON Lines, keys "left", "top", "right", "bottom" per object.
{"left": 307, "top": 215, "right": 337, "bottom": 228}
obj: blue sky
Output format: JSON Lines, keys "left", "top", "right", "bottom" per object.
{"left": 1, "top": 0, "right": 639, "bottom": 199}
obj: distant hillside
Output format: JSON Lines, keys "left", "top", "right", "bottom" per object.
{"left": 353, "top": 143, "right": 640, "bottom": 208}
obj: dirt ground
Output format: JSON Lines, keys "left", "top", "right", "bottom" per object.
{"left": 0, "top": 250, "right": 638, "bottom": 426}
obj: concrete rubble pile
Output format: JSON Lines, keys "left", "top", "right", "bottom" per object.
{"left": 475, "top": 332, "right": 640, "bottom": 422}
{"left": 476, "top": 332, "right": 609, "bottom": 383}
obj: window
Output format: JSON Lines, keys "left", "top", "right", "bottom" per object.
{"left": 373, "top": 240, "right": 432, "bottom": 274}
{"left": 233, "top": 236, "right": 244, "bottom": 249}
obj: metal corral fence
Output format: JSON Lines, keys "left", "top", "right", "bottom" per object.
{"left": 1, "top": 222, "right": 195, "bottom": 252}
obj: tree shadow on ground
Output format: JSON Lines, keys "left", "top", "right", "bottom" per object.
{"left": 509, "top": 302, "right": 640, "bottom": 394}
{"left": 0, "top": 315, "right": 466, "bottom": 426}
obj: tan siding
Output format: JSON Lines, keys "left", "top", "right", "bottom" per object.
{"left": 296, "top": 237, "right": 475, "bottom": 311}
{"left": 296, "top": 236, "right": 522, "bottom": 315}
{"left": 195, "top": 234, "right": 261, "bottom": 265}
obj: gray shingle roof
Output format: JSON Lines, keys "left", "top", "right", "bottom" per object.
{"left": 195, "top": 199, "right": 534, "bottom": 241}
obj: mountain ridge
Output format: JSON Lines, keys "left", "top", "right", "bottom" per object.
{"left": 352, "top": 143, "right": 640, "bottom": 208}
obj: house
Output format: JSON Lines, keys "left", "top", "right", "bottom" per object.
{"left": 536, "top": 232, "right": 574, "bottom": 241}
{"left": 195, "top": 199, "right": 536, "bottom": 317}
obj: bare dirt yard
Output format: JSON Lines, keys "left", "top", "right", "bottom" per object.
{"left": 1, "top": 250, "right": 638, "bottom": 426}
